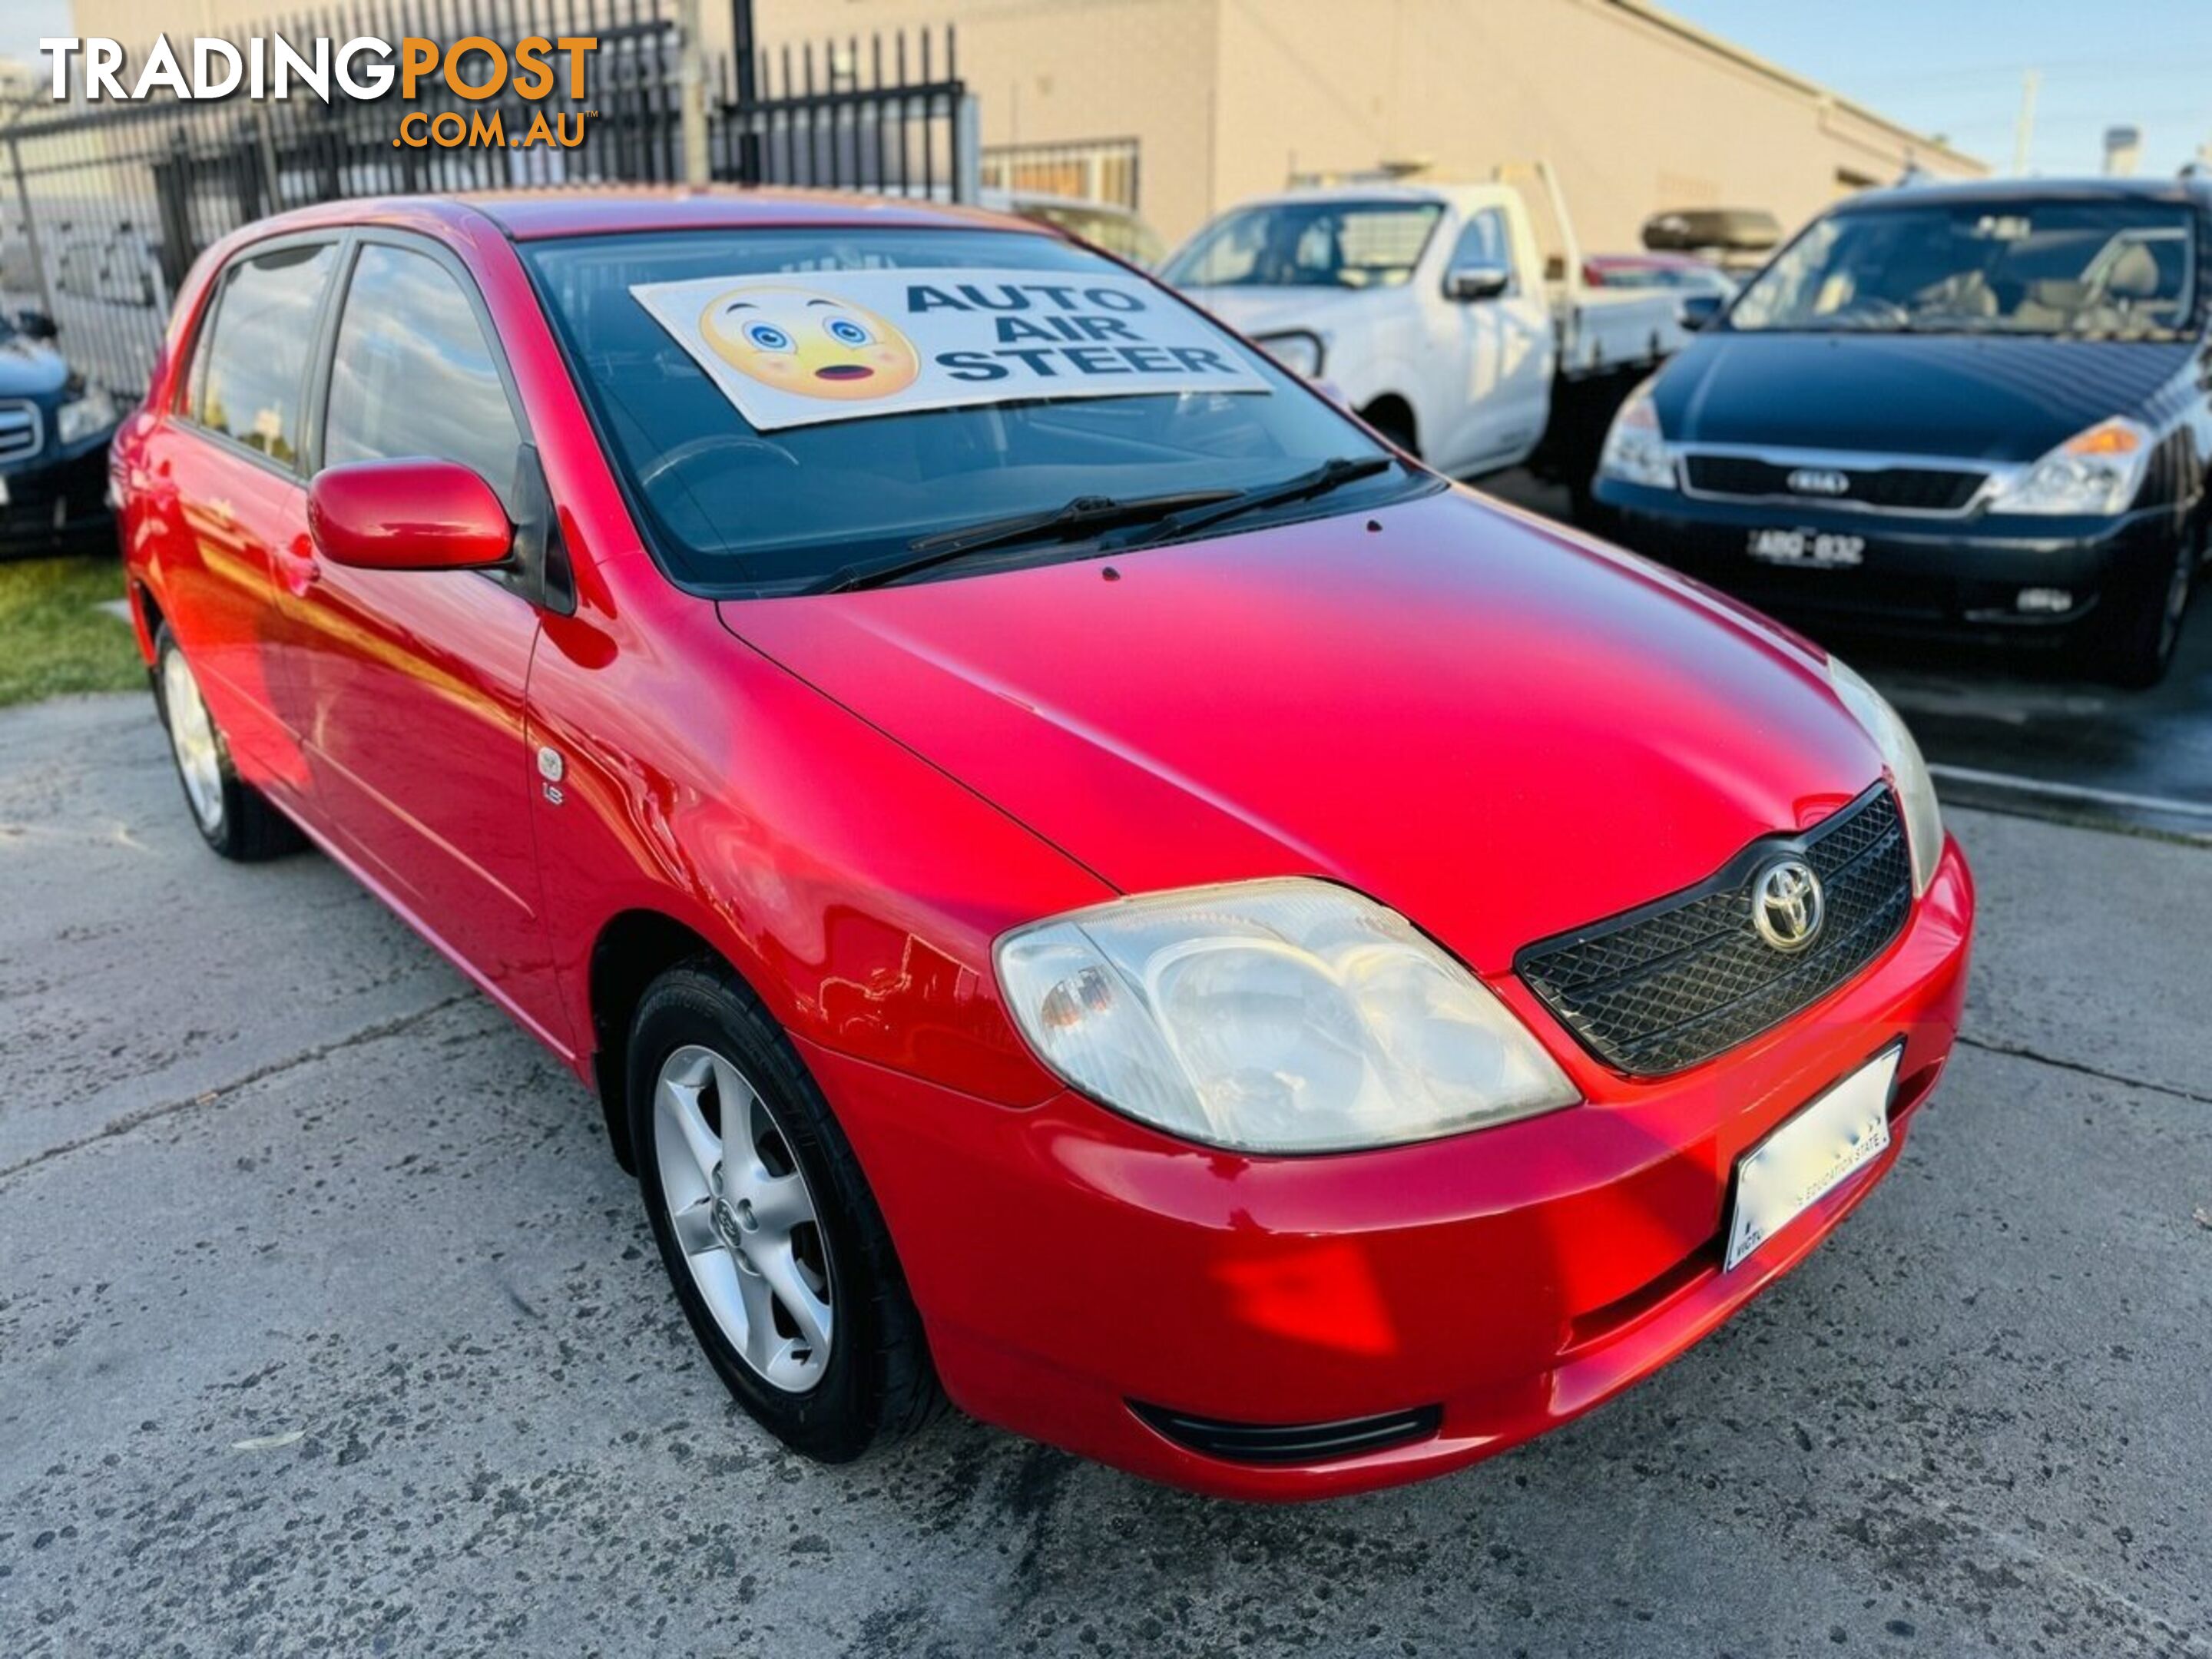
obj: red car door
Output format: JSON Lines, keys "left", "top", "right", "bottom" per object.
{"left": 141, "top": 237, "right": 343, "bottom": 791}
{"left": 265, "top": 232, "right": 571, "bottom": 1053}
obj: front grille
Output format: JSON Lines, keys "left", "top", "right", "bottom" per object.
{"left": 0, "top": 399, "right": 40, "bottom": 463}
{"left": 1683, "top": 453, "right": 1984, "bottom": 512}
{"left": 1515, "top": 786, "right": 1912, "bottom": 1076}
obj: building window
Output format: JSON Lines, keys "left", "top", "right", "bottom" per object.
{"left": 980, "top": 137, "right": 1141, "bottom": 210}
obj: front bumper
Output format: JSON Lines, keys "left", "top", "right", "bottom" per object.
{"left": 1594, "top": 477, "right": 2181, "bottom": 636}
{"left": 0, "top": 434, "right": 116, "bottom": 553}
{"left": 809, "top": 838, "right": 1975, "bottom": 1500}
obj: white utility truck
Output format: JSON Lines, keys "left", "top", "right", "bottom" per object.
{"left": 1162, "top": 163, "right": 1685, "bottom": 488}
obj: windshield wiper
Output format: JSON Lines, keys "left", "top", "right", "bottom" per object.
{"left": 806, "top": 488, "right": 1240, "bottom": 595}
{"left": 1101, "top": 455, "right": 1399, "bottom": 551}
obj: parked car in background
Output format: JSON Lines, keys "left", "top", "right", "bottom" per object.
{"left": 1161, "top": 166, "right": 1684, "bottom": 483}
{"left": 0, "top": 308, "right": 121, "bottom": 554}
{"left": 989, "top": 190, "right": 1167, "bottom": 269}
{"left": 1641, "top": 207, "right": 1783, "bottom": 275}
{"left": 1583, "top": 253, "right": 1738, "bottom": 301}
{"left": 1597, "top": 178, "right": 2212, "bottom": 686}
{"left": 118, "top": 187, "right": 1971, "bottom": 1499}
{"left": 53, "top": 220, "right": 170, "bottom": 310}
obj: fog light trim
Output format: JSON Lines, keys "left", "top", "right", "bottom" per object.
{"left": 1128, "top": 1399, "right": 1443, "bottom": 1465}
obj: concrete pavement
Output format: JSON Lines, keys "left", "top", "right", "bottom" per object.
{"left": 2, "top": 693, "right": 2207, "bottom": 1657}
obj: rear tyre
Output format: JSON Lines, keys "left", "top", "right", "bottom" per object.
{"left": 151, "top": 624, "right": 302, "bottom": 860}
{"left": 2078, "top": 527, "right": 2196, "bottom": 690}
{"left": 628, "top": 959, "right": 945, "bottom": 1462}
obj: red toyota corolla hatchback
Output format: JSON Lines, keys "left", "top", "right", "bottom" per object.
{"left": 114, "top": 190, "right": 1973, "bottom": 1500}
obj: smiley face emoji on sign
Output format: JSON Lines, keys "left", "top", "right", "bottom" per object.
{"left": 699, "top": 287, "right": 922, "bottom": 401}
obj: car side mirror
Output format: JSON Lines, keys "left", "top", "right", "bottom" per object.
{"left": 308, "top": 459, "right": 513, "bottom": 571}
{"left": 1679, "top": 293, "right": 1726, "bottom": 331}
{"left": 15, "top": 310, "right": 58, "bottom": 341}
{"left": 1443, "top": 263, "right": 1512, "bottom": 303}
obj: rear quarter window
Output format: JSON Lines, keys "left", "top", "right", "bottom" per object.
{"left": 189, "top": 242, "right": 339, "bottom": 469}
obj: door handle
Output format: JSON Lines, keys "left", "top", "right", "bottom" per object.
{"left": 276, "top": 539, "right": 320, "bottom": 596}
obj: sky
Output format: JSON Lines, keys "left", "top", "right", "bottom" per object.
{"left": 2, "top": 2, "right": 71, "bottom": 78}
{"left": 1664, "top": 0, "right": 2212, "bottom": 177}
{"left": 4, "top": 0, "right": 2207, "bottom": 179}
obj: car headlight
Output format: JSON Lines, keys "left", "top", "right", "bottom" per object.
{"left": 1988, "top": 416, "right": 2151, "bottom": 515}
{"left": 995, "top": 879, "right": 1578, "bottom": 1154}
{"left": 1826, "top": 657, "right": 1942, "bottom": 896}
{"left": 1598, "top": 379, "right": 1674, "bottom": 488}
{"left": 1253, "top": 330, "right": 1323, "bottom": 379}
{"left": 57, "top": 386, "right": 119, "bottom": 446}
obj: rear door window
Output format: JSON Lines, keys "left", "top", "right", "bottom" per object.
{"left": 193, "top": 242, "right": 339, "bottom": 469}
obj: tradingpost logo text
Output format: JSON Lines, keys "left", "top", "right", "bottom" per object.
{"left": 41, "top": 35, "right": 602, "bottom": 151}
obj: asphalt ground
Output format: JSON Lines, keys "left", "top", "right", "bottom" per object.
{"left": 2, "top": 692, "right": 2208, "bottom": 1657}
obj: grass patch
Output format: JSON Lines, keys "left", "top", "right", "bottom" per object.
{"left": 0, "top": 553, "right": 145, "bottom": 709}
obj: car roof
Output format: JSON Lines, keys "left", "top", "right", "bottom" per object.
{"left": 205, "top": 186, "right": 1058, "bottom": 247}
{"left": 1217, "top": 181, "right": 1508, "bottom": 214}
{"left": 1836, "top": 176, "right": 2212, "bottom": 213}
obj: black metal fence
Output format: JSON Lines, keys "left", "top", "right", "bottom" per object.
{"left": 0, "top": 4, "right": 972, "bottom": 399}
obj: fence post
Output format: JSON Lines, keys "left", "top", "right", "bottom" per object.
{"left": 677, "top": 0, "right": 711, "bottom": 185}
{"left": 6, "top": 137, "right": 58, "bottom": 322}
{"left": 731, "top": 0, "right": 761, "bottom": 184}
{"left": 153, "top": 129, "right": 195, "bottom": 295}
{"left": 952, "top": 94, "right": 981, "bottom": 205}
{"left": 252, "top": 104, "right": 281, "bottom": 215}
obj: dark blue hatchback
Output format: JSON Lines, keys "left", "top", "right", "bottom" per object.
{"left": 0, "top": 309, "right": 121, "bottom": 555}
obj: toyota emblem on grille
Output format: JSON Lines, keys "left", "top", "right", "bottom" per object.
{"left": 1786, "top": 467, "right": 1851, "bottom": 496}
{"left": 1752, "top": 859, "right": 1825, "bottom": 952}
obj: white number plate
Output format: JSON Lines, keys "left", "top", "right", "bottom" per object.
{"left": 1747, "top": 528, "right": 1865, "bottom": 568}
{"left": 1724, "top": 1044, "right": 1900, "bottom": 1272}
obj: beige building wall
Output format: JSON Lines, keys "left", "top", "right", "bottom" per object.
{"left": 1202, "top": 0, "right": 1983, "bottom": 252}
{"left": 750, "top": 0, "right": 1227, "bottom": 243}
{"left": 747, "top": 0, "right": 1982, "bottom": 247}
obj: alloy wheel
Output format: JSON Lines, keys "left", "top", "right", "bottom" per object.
{"left": 653, "top": 1043, "right": 835, "bottom": 1392}
{"left": 161, "top": 647, "right": 225, "bottom": 835}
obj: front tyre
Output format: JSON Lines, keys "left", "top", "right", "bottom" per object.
{"left": 628, "top": 961, "right": 944, "bottom": 1462}
{"left": 2080, "top": 525, "right": 2196, "bottom": 689}
{"left": 151, "top": 624, "right": 301, "bottom": 860}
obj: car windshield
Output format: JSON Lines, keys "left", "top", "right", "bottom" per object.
{"left": 524, "top": 227, "right": 1413, "bottom": 593}
{"left": 1160, "top": 200, "right": 1443, "bottom": 290}
{"left": 1729, "top": 198, "right": 2200, "bottom": 339}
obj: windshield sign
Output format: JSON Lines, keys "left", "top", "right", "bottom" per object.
{"left": 1730, "top": 200, "right": 2200, "bottom": 339}
{"left": 632, "top": 267, "right": 1268, "bottom": 431}
{"left": 526, "top": 227, "right": 1406, "bottom": 594}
